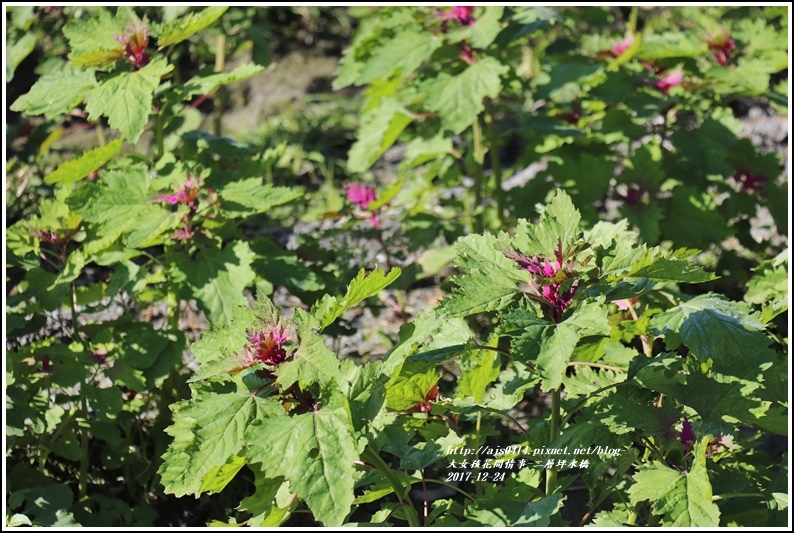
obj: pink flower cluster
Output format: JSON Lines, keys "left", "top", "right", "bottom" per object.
{"left": 655, "top": 70, "right": 684, "bottom": 95}
{"left": 242, "top": 324, "right": 291, "bottom": 374}
{"left": 508, "top": 242, "right": 578, "bottom": 323}
{"left": 437, "top": 6, "right": 476, "bottom": 27}
{"left": 115, "top": 22, "right": 150, "bottom": 69}
{"left": 157, "top": 177, "right": 214, "bottom": 241}
{"left": 610, "top": 35, "right": 634, "bottom": 58}
{"left": 345, "top": 183, "right": 381, "bottom": 229}
{"left": 707, "top": 29, "right": 736, "bottom": 66}
{"left": 680, "top": 418, "right": 696, "bottom": 455}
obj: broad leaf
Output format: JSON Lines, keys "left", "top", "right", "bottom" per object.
{"left": 10, "top": 64, "right": 97, "bottom": 118}
{"left": 423, "top": 57, "right": 509, "bottom": 134}
{"left": 348, "top": 98, "right": 414, "bottom": 173}
{"left": 312, "top": 267, "right": 401, "bottom": 329}
{"left": 218, "top": 178, "right": 301, "bottom": 218}
{"left": 44, "top": 138, "right": 123, "bottom": 186}
{"left": 159, "top": 382, "right": 283, "bottom": 497}
{"left": 156, "top": 7, "right": 229, "bottom": 48}
{"left": 245, "top": 393, "right": 358, "bottom": 526}
{"left": 85, "top": 57, "right": 173, "bottom": 143}
{"left": 357, "top": 29, "right": 442, "bottom": 84}
{"left": 628, "top": 439, "right": 720, "bottom": 526}
{"left": 170, "top": 241, "right": 256, "bottom": 325}
{"left": 276, "top": 309, "right": 341, "bottom": 390}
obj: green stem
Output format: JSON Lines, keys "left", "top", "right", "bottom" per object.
{"left": 166, "top": 290, "right": 181, "bottom": 331}
{"left": 712, "top": 493, "right": 767, "bottom": 501}
{"left": 213, "top": 33, "right": 226, "bottom": 137}
{"left": 78, "top": 395, "right": 90, "bottom": 499}
{"left": 546, "top": 388, "right": 561, "bottom": 495}
{"left": 484, "top": 100, "right": 504, "bottom": 228}
{"left": 95, "top": 123, "right": 106, "bottom": 147}
{"left": 361, "top": 448, "right": 421, "bottom": 527}
{"left": 70, "top": 282, "right": 80, "bottom": 342}
{"left": 154, "top": 111, "right": 165, "bottom": 161}
{"left": 471, "top": 118, "right": 485, "bottom": 233}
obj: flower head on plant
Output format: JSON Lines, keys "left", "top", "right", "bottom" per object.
{"left": 611, "top": 35, "right": 634, "bottom": 57}
{"left": 734, "top": 170, "right": 765, "bottom": 195}
{"left": 345, "top": 183, "right": 382, "bottom": 229}
{"left": 507, "top": 241, "right": 578, "bottom": 322}
{"left": 437, "top": 6, "right": 476, "bottom": 28}
{"left": 245, "top": 323, "right": 291, "bottom": 368}
{"left": 706, "top": 28, "right": 736, "bottom": 66}
{"left": 414, "top": 384, "right": 440, "bottom": 413}
{"left": 115, "top": 21, "right": 150, "bottom": 69}
{"left": 655, "top": 70, "right": 684, "bottom": 95}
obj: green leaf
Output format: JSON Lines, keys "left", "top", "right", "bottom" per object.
{"left": 199, "top": 455, "right": 247, "bottom": 494}
{"left": 85, "top": 57, "right": 173, "bottom": 143}
{"left": 499, "top": 299, "right": 610, "bottom": 391}
{"left": 457, "top": 347, "right": 501, "bottom": 403}
{"left": 237, "top": 470, "right": 291, "bottom": 527}
{"left": 159, "top": 382, "right": 283, "bottom": 497}
{"left": 218, "top": 178, "right": 301, "bottom": 218}
{"left": 67, "top": 168, "right": 179, "bottom": 251}
{"left": 628, "top": 439, "right": 720, "bottom": 526}
{"left": 357, "top": 29, "right": 442, "bottom": 84}
{"left": 440, "top": 233, "right": 528, "bottom": 318}
{"left": 512, "top": 189, "right": 582, "bottom": 260}
{"left": 170, "top": 63, "right": 264, "bottom": 102}
{"left": 276, "top": 309, "right": 341, "bottom": 390}
{"left": 189, "top": 304, "right": 256, "bottom": 382}
{"left": 10, "top": 64, "right": 97, "bottom": 118}
{"left": 245, "top": 392, "right": 358, "bottom": 526}
{"left": 447, "top": 6, "right": 504, "bottom": 48}
{"left": 44, "top": 138, "right": 123, "bottom": 186}
{"left": 170, "top": 241, "right": 256, "bottom": 325}
{"left": 156, "top": 7, "right": 229, "bottom": 48}
{"left": 6, "top": 31, "right": 36, "bottom": 82}
{"left": 250, "top": 237, "right": 325, "bottom": 294}
{"left": 348, "top": 97, "right": 414, "bottom": 173}
{"left": 638, "top": 31, "right": 708, "bottom": 59}
{"left": 62, "top": 7, "right": 131, "bottom": 67}
{"left": 312, "top": 267, "right": 401, "bottom": 330}
{"left": 466, "top": 494, "right": 564, "bottom": 526}
{"left": 423, "top": 57, "right": 509, "bottom": 134}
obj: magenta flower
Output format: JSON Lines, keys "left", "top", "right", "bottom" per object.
{"left": 345, "top": 183, "right": 377, "bottom": 209}
{"left": 437, "top": 6, "right": 476, "bottom": 27}
{"left": 460, "top": 43, "right": 475, "bottom": 64}
{"left": 680, "top": 418, "right": 696, "bottom": 455}
{"left": 507, "top": 241, "right": 578, "bottom": 323}
{"left": 345, "top": 183, "right": 381, "bottom": 229}
{"left": 611, "top": 35, "right": 634, "bottom": 57}
{"left": 655, "top": 70, "right": 684, "bottom": 95}
{"left": 115, "top": 21, "right": 150, "bottom": 69}
{"left": 707, "top": 29, "right": 736, "bottom": 66}
{"left": 158, "top": 177, "right": 202, "bottom": 207}
{"left": 245, "top": 324, "right": 290, "bottom": 368}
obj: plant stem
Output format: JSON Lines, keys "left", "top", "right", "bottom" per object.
{"left": 361, "top": 448, "right": 421, "bottom": 527}
{"left": 567, "top": 361, "right": 626, "bottom": 373}
{"left": 471, "top": 118, "right": 485, "bottom": 233}
{"left": 78, "top": 395, "right": 90, "bottom": 499}
{"left": 626, "top": 300, "right": 652, "bottom": 357}
{"left": 484, "top": 100, "right": 504, "bottom": 227}
{"left": 95, "top": 123, "right": 106, "bottom": 147}
{"left": 546, "top": 387, "right": 561, "bottom": 495}
{"left": 213, "top": 33, "right": 226, "bottom": 137}
{"left": 154, "top": 110, "right": 165, "bottom": 161}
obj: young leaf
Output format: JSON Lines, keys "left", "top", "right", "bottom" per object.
{"left": 311, "top": 267, "right": 401, "bottom": 329}
{"left": 466, "top": 494, "right": 564, "bottom": 527}
{"left": 44, "top": 138, "right": 123, "bottom": 186}
{"left": 245, "top": 392, "right": 358, "bottom": 526}
{"left": 155, "top": 7, "right": 229, "bottom": 48}
{"left": 84, "top": 57, "right": 173, "bottom": 143}
{"left": 188, "top": 304, "right": 257, "bottom": 382}
{"left": 423, "top": 57, "right": 509, "bottom": 134}
{"left": 10, "top": 64, "right": 97, "bottom": 119}
{"left": 275, "top": 309, "right": 341, "bottom": 390}
{"left": 628, "top": 438, "right": 720, "bottom": 526}
{"left": 169, "top": 63, "right": 264, "bottom": 103}
{"left": 357, "top": 28, "right": 442, "bottom": 84}
{"left": 62, "top": 7, "right": 132, "bottom": 67}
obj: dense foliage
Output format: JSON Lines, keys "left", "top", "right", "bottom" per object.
{"left": 5, "top": 5, "right": 788, "bottom": 527}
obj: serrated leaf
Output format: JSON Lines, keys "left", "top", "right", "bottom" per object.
{"left": 62, "top": 7, "right": 132, "bottom": 67}
{"left": 457, "top": 348, "right": 501, "bottom": 403}
{"left": 276, "top": 309, "right": 341, "bottom": 390}
{"left": 638, "top": 31, "right": 708, "bottom": 59}
{"left": 512, "top": 189, "right": 582, "bottom": 260}
{"left": 218, "top": 178, "right": 301, "bottom": 218}
{"left": 312, "top": 267, "right": 401, "bottom": 329}
{"left": 170, "top": 241, "right": 256, "bottom": 325}
{"left": 628, "top": 439, "right": 720, "bottom": 526}
{"left": 85, "top": 57, "right": 173, "bottom": 143}
{"left": 357, "top": 28, "right": 442, "bottom": 84}
{"left": 67, "top": 168, "right": 178, "bottom": 251}
{"left": 44, "top": 138, "right": 123, "bottom": 185}
{"left": 170, "top": 63, "right": 264, "bottom": 103}
{"left": 440, "top": 232, "right": 528, "bottom": 317}
{"left": 245, "top": 393, "right": 358, "bottom": 526}
{"left": 10, "top": 64, "right": 97, "bottom": 118}
{"left": 446, "top": 6, "right": 504, "bottom": 48}
{"left": 348, "top": 98, "right": 414, "bottom": 173}
{"left": 160, "top": 385, "right": 283, "bottom": 498}
{"left": 156, "top": 7, "right": 228, "bottom": 48}
{"left": 237, "top": 470, "right": 291, "bottom": 527}
{"left": 424, "top": 57, "right": 508, "bottom": 134}
{"left": 199, "top": 455, "right": 247, "bottom": 494}
{"left": 500, "top": 299, "right": 610, "bottom": 391}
